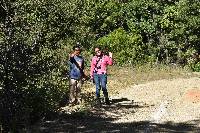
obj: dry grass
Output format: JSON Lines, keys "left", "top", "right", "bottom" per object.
{"left": 82, "top": 64, "right": 199, "bottom": 100}
{"left": 106, "top": 64, "right": 198, "bottom": 95}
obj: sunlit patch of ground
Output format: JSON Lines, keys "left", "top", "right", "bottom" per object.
{"left": 184, "top": 88, "right": 200, "bottom": 103}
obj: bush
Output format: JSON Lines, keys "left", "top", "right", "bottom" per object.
{"left": 192, "top": 62, "right": 200, "bottom": 72}
{"left": 97, "top": 28, "right": 146, "bottom": 65}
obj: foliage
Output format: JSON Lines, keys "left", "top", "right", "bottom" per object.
{"left": 192, "top": 62, "right": 200, "bottom": 72}
{"left": 0, "top": 0, "right": 82, "bottom": 131}
{"left": 0, "top": 0, "right": 200, "bottom": 131}
{"left": 97, "top": 28, "right": 144, "bottom": 65}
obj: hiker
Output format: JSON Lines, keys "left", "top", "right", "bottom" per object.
{"left": 68, "top": 45, "right": 86, "bottom": 105}
{"left": 90, "top": 46, "right": 113, "bottom": 105}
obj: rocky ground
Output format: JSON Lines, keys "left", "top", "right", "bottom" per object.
{"left": 31, "top": 76, "right": 200, "bottom": 133}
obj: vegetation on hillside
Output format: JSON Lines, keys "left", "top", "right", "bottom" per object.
{"left": 0, "top": 0, "right": 200, "bottom": 131}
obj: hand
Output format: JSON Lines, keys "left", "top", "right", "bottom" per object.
{"left": 69, "top": 53, "right": 75, "bottom": 62}
{"left": 109, "top": 52, "right": 112, "bottom": 58}
{"left": 90, "top": 77, "right": 95, "bottom": 83}
{"left": 70, "top": 53, "right": 75, "bottom": 57}
{"left": 90, "top": 77, "right": 93, "bottom": 81}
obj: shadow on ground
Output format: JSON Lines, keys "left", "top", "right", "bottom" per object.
{"left": 31, "top": 116, "right": 200, "bottom": 133}
{"left": 30, "top": 98, "right": 200, "bottom": 133}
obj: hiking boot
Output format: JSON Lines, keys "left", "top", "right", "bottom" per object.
{"left": 68, "top": 100, "right": 76, "bottom": 106}
{"left": 105, "top": 98, "right": 110, "bottom": 105}
{"left": 95, "top": 98, "right": 101, "bottom": 107}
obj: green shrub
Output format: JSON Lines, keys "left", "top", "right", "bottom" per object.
{"left": 192, "top": 62, "right": 200, "bottom": 72}
{"left": 97, "top": 28, "right": 146, "bottom": 65}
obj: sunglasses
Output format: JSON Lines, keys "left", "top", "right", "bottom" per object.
{"left": 75, "top": 48, "right": 81, "bottom": 51}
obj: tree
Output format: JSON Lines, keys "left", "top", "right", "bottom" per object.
{"left": 0, "top": 0, "right": 84, "bottom": 131}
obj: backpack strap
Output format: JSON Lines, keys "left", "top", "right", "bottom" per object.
{"left": 70, "top": 56, "right": 85, "bottom": 77}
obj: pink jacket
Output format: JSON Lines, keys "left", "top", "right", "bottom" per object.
{"left": 90, "top": 55, "right": 113, "bottom": 78}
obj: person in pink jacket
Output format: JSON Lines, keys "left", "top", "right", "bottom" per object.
{"left": 90, "top": 46, "right": 113, "bottom": 105}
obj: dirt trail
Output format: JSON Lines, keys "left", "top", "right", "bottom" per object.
{"left": 32, "top": 77, "right": 200, "bottom": 133}
{"left": 110, "top": 77, "right": 200, "bottom": 123}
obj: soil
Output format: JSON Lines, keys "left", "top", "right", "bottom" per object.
{"left": 31, "top": 76, "right": 200, "bottom": 133}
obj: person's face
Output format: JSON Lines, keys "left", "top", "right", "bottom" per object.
{"left": 74, "top": 48, "right": 81, "bottom": 55}
{"left": 95, "top": 48, "right": 101, "bottom": 56}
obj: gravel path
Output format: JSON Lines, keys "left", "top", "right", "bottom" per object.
{"left": 32, "top": 77, "right": 200, "bottom": 133}
{"left": 111, "top": 77, "right": 200, "bottom": 123}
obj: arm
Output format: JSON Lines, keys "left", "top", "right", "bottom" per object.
{"left": 106, "top": 52, "right": 113, "bottom": 66}
{"left": 68, "top": 53, "right": 74, "bottom": 68}
{"left": 69, "top": 53, "right": 75, "bottom": 63}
